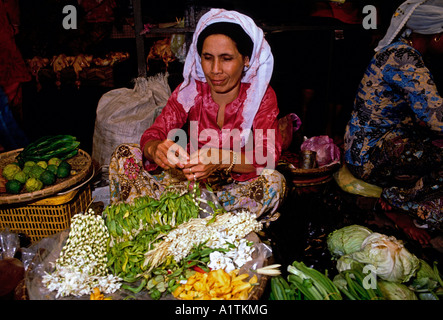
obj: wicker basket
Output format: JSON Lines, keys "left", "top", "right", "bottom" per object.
{"left": 277, "top": 160, "right": 340, "bottom": 195}
{"left": 0, "top": 148, "right": 92, "bottom": 205}
{"left": 0, "top": 184, "right": 92, "bottom": 242}
{"left": 287, "top": 161, "right": 340, "bottom": 178}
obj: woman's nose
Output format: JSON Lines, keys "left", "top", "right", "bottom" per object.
{"left": 211, "top": 59, "right": 222, "bottom": 73}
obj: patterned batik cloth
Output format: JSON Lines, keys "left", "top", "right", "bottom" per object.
{"left": 345, "top": 40, "right": 443, "bottom": 231}
{"left": 108, "top": 143, "right": 287, "bottom": 225}
{"left": 347, "top": 130, "right": 443, "bottom": 231}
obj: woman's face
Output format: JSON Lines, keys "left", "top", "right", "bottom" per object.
{"left": 200, "top": 34, "right": 249, "bottom": 97}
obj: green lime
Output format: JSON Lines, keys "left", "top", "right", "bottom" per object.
{"left": 58, "top": 161, "right": 72, "bottom": 171}
{"left": 13, "top": 171, "right": 28, "bottom": 184}
{"left": 24, "top": 161, "right": 36, "bottom": 167}
{"left": 37, "top": 161, "right": 48, "bottom": 169}
{"left": 22, "top": 165, "right": 33, "bottom": 176}
{"left": 2, "top": 163, "right": 21, "bottom": 181}
{"left": 40, "top": 170, "right": 56, "bottom": 186}
{"left": 48, "top": 157, "right": 62, "bottom": 167}
{"left": 47, "top": 164, "right": 58, "bottom": 175}
{"left": 25, "top": 177, "right": 43, "bottom": 192}
{"left": 6, "top": 180, "right": 22, "bottom": 194}
{"left": 29, "top": 165, "right": 45, "bottom": 179}
{"left": 56, "top": 165, "right": 70, "bottom": 178}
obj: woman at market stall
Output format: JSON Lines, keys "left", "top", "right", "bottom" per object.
{"left": 344, "top": 0, "right": 443, "bottom": 245}
{"left": 108, "top": 8, "right": 286, "bottom": 224}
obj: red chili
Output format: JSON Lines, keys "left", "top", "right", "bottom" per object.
{"left": 193, "top": 266, "right": 207, "bottom": 273}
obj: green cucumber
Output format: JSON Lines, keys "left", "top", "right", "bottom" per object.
{"left": 23, "top": 135, "right": 76, "bottom": 154}
{"left": 36, "top": 141, "right": 80, "bottom": 160}
{"left": 28, "top": 138, "right": 78, "bottom": 156}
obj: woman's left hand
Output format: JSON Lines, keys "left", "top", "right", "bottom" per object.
{"left": 182, "top": 148, "right": 231, "bottom": 181}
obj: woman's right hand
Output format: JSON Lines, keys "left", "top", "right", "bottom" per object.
{"left": 144, "top": 139, "right": 189, "bottom": 170}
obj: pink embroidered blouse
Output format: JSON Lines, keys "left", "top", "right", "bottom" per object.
{"left": 140, "top": 81, "right": 282, "bottom": 181}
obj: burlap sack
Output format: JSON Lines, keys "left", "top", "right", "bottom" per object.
{"left": 92, "top": 73, "right": 171, "bottom": 168}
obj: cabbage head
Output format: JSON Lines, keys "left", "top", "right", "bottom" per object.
{"left": 377, "top": 280, "right": 418, "bottom": 300}
{"left": 344, "top": 233, "right": 420, "bottom": 283}
{"left": 327, "top": 225, "right": 373, "bottom": 258}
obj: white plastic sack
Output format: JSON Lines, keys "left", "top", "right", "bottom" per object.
{"left": 92, "top": 73, "right": 171, "bottom": 168}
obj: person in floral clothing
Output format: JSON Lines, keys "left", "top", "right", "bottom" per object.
{"left": 344, "top": 0, "right": 443, "bottom": 244}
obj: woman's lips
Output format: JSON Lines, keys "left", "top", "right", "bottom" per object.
{"left": 210, "top": 79, "right": 225, "bottom": 86}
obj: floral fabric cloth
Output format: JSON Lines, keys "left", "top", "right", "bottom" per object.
{"left": 344, "top": 40, "right": 443, "bottom": 230}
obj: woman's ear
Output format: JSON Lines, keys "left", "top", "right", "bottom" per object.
{"left": 244, "top": 56, "right": 250, "bottom": 69}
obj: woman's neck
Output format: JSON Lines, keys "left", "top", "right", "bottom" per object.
{"left": 211, "top": 83, "right": 241, "bottom": 129}
{"left": 210, "top": 83, "right": 241, "bottom": 108}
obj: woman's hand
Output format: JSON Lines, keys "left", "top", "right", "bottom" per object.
{"left": 182, "top": 148, "right": 231, "bottom": 181}
{"left": 144, "top": 139, "right": 189, "bottom": 170}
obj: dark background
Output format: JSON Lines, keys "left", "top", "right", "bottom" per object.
{"left": 15, "top": 0, "right": 419, "bottom": 154}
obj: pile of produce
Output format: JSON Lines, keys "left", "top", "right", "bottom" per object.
{"left": 269, "top": 225, "right": 443, "bottom": 300}
{"left": 15, "top": 134, "right": 80, "bottom": 165}
{"left": 41, "top": 183, "right": 266, "bottom": 300}
{"left": 2, "top": 135, "right": 80, "bottom": 194}
{"left": 270, "top": 261, "right": 343, "bottom": 300}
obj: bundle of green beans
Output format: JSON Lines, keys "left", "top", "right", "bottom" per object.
{"left": 103, "top": 186, "right": 202, "bottom": 288}
{"left": 104, "top": 189, "right": 200, "bottom": 244}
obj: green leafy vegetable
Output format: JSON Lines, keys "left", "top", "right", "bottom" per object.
{"left": 327, "top": 224, "right": 373, "bottom": 258}
{"left": 337, "top": 233, "right": 420, "bottom": 283}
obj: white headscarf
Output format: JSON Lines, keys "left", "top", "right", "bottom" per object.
{"left": 375, "top": 0, "right": 443, "bottom": 52}
{"left": 177, "top": 8, "right": 274, "bottom": 146}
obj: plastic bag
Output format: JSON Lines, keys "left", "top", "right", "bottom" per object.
{"left": 170, "top": 19, "right": 186, "bottom": 63}
{"left": 92, "top": 74, "right": 171, "bottom": 168}
{"left": 0, "top": 228, "right": 25, "bottom": 297}
{"left": 25, "top": 230, "right": 71, "bottom": 300}
{"left": 301, "top": 135, "right": 341, "bottom": 167}
{"left": 0, "top": 227, "right": 20, "bottom": 259}
{"left": 278, "top": 113, "right": 302, "bottom": 150}
{"left": 333, "top": 164, "right": 382, "bottom": 198}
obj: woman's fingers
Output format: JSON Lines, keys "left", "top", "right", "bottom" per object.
{"left": 181, "top": 148, "right": 222, "bottom": 181}
{"left": 165, "top": 141, "right": 189, "bottom": 168}
{"left": 156, "top": 140, "right": 189, "bottom": 169}
{"left": 183, "top": 164, "right": 218, "bottom": 181}
{"left": 183, "top": 165, "right": 198, "bottom": 181}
